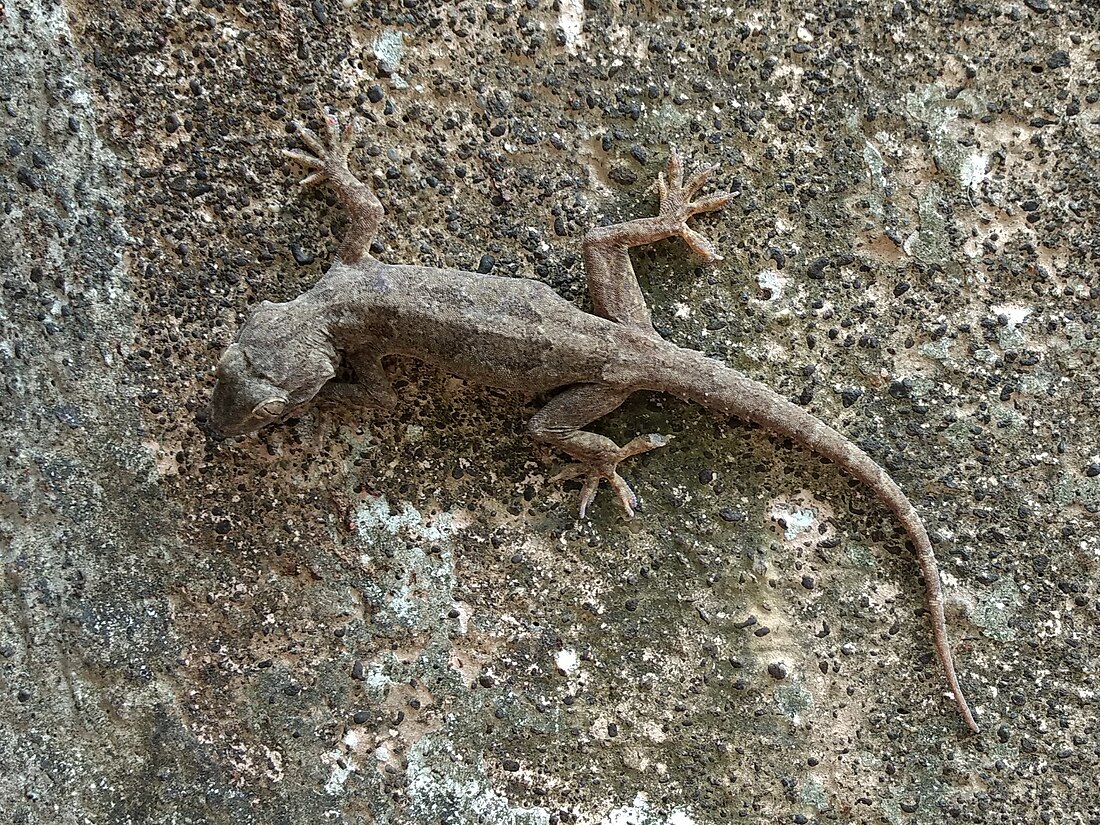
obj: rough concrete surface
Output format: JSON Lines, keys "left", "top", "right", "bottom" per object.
{"left": 2, "top": 0, "right": 1099, "bottom": 822}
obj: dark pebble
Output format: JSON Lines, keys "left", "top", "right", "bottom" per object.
{"left": 625, "top": 598, "right": 638, "bottom": 612}
{"left": 888, "top": 379, "right": 911, "bottom": 399}
{"left": 352, "top": 659, "right": 366, "bottom": 680}
{"left": 290, "top": 244, "right": 315, "bottom": 265}
{"left": 1046, "top": 50, "right": 1070, "bottom": 69}
{"left": 478, "top": 674, "right": 495, "bottom": 688}
{"left": 840, "top": 388, "right": 863, "bottom": 408}
{"left": 477, "top": 254, "right": 496, "bottom": 273}
{"left": 893, "top": 281, "right": 910, "bottom": 296}
{"left": 800, "top": 575, "right": 815, "bottom": 590}
{"left": 17, "top": 167, "right": 40, "bottom": 191}
{"left": 502, "top": 758, "right": 520, "bottom": 772}
{"left": 609, "top": 167, "right": 637, "bottom": 185}
{"left": 767, "top": 662, "right": 787, "bottom": 680}
{"left": 1084, "top": 463, "right": 1100, "bottom": 477}
{"left": 311, "top": 0, "right": 327, "bottom": 24}
{"left": 352, "top": 710, "right": 372, "bottom": 724}
{"left": 1024, "top": 0, "right": 1049, "bottom": 10}
{"left": 367, "top": 84, "right": 384, "bottom": 104}
{"left": 1042, "top": 49, "right": 1069, "bottom": 69}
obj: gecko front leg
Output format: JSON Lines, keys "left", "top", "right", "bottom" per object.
{"left": 283, "top": 111, "right": 384, "bottom": 264}
{"left": 319, "top": 349, "right": 398, "bottom": 411}
{"left": 583, "top": 151, "right": 734, "bottom": 330}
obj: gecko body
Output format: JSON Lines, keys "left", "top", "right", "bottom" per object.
{"left": 207, "top": 112, "right": 979, "bottom": 733}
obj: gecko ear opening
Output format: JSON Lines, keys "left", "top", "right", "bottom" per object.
{"left": 252, "top": 398, "right": 288, "bottom": 418}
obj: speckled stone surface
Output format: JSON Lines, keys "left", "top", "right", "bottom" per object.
{"left": 2, "top": 0, "right": 1099, "bottom": 822}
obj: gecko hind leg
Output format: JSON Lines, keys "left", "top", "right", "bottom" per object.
{"left": 282, "top": 109, "right": 384, "bottom": 264}
{"left": 529, "top": 384, "right": 669, "bottom": 518}
{"left": 582, "top": 149, "right": 734, "bottom": 330}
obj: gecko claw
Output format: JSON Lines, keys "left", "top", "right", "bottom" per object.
{"left": 284, "top": 111, "right": 361, "bottom": 188}
{"left": 655, "top": 151, "right": 733, "bottom": 264}
{"left": 554, "top": 465, "right": 638, "bottom": 519}
{"left": 552, "top": 433, "right": 668, "bottom": 519}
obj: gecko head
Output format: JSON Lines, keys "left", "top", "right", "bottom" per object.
{"left": 205, "top": 301, "right": 336, "bottom": 436}
{"left": 206, "top": 343, "right": 292, "bottom": 436}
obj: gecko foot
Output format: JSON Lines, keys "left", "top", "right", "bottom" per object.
{"left": 552, "top": 433, "right": 669, "bottom": 519}
{"left": 282, "top": 110, "right": 358, "bottom": 187}
{"left": 656, "top": 150, "right": 735, "bottom": 263}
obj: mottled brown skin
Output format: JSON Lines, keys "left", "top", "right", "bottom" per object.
{"left": 207, "top": 112, "right": 979, "bottom": 734}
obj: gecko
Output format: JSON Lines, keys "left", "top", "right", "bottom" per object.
{"left": 205, "top": 110, "right": 979, "bottom": 734}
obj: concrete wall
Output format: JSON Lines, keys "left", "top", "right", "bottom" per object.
{"left": 2, "top": 0, "right": 1098, "bottom": 822}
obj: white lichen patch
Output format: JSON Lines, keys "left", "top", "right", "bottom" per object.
{"left": 405, "top": 737, "right": 553, "bottom": 824}
{"left": 371, "top": 30, "right": 405, "bottom": 68}
{"left": 991, "top": 303, "right": 1033, "bottom": 330}
{"left": 755, "top": 268, "right": 786, "bottom": 300}
{"left": 603, "top": 792, "right": 700, "bottom": 824}
{"left": 767, "top": 490, "right": 835, "bottom": 546}
{"left": 558, "top": 0, "right": 586, "bottom": 54}
{"left": 554, "top": 647, "right": 579, "bottom": 674}
{"left": 961, "top": 152, "right": 989, "bottom": 191}
{"left": 322, "top": 749, "right": 357, "bottom": 797}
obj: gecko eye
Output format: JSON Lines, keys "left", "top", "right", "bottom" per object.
{"left": 252, "top": 398, "right": 287, "bottom": 418}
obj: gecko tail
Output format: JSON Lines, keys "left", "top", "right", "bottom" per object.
{"left": 645, "top": 344, "right": 980, "bottom": 734}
